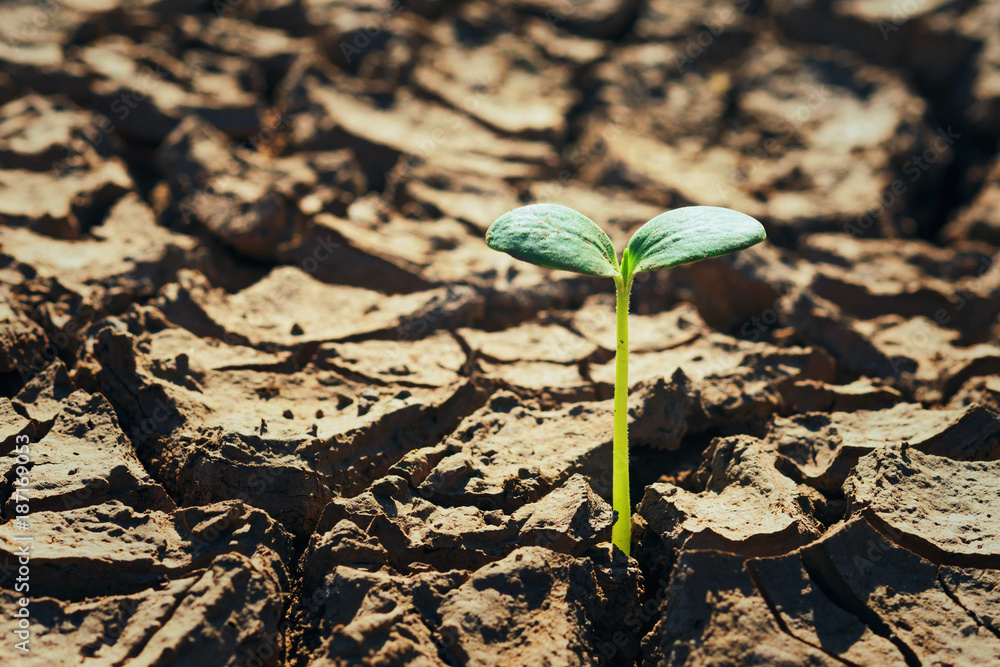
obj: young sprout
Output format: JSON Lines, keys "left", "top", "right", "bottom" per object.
{"left": 485, "top": 204, "right": 766, "bottom": 556}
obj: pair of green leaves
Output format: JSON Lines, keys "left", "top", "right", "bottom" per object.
{"left": 485, "top": 204, "right": 766, "bottom": 281}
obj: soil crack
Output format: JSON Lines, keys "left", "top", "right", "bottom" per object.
{"left": 799, "top": 549, "right": 922, "bottom": 667}
{"left": 745, "top": 558, "right": 863, "bottom": 667}
{"left": 936, "top": 567, "right": 1000, "bottom": 642}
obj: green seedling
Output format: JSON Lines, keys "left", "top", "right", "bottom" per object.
{"left": 485, "top": 204, "right": 766, "bottom": 556}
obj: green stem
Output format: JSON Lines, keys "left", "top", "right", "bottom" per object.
{"left": 612, "top": 273, "right": 632, "bottom": 556}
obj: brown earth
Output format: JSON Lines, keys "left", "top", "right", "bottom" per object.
{"left": 1, "top": 0, "right": 999, "bottom": 665}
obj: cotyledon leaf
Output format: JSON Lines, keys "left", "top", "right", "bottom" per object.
{"left": 625, "top": 206, "right": 766, "bottom": 277}
{"left": 486, "top": 204, "right": 620, "bottom": 278}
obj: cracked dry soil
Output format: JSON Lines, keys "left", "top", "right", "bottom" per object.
{"left": 1, "top": 0, "right": 1000, "bottom": 665}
